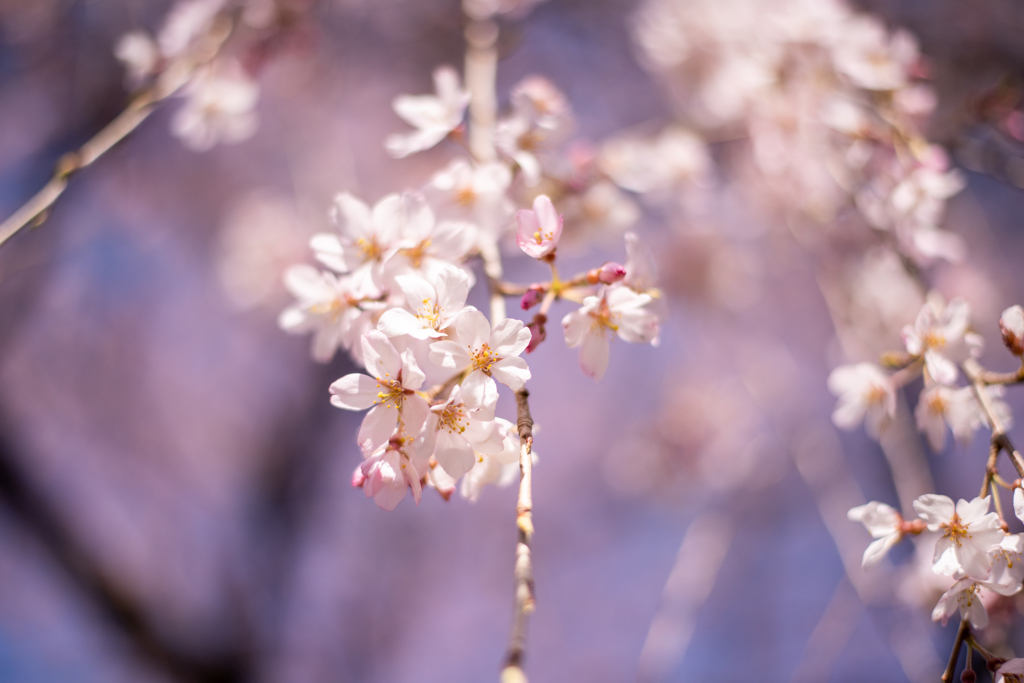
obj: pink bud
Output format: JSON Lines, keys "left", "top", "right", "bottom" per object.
{"left": 597, "top": 262, "right": 626, "bottom": 284}
{"left": 515, "top": 195, "right": 563, "bottom": 259}
{"left": 526, "top": 314, "right": 547, "bottom": 353}
{"left": 521, "top": 285, "right": 545, "bottom": 310}
{"left": 1000, "top": 305, "right": 1024, "bottom": 355}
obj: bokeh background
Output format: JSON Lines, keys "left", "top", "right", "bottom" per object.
{"left": 3, "top": 1, "right": 1024, "bottom": 682}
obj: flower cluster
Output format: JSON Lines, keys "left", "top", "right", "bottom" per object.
{"left": 278, "top": 69, "right": 664, "bottom": 509}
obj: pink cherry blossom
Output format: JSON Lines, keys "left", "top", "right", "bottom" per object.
{"left": 385, "top": 65, "right": 470, "bottom": 158}
{"left": 847, "top": 501, "right": 903, "bottom": 568}
{"left": 913, "top": 494, "right": 1003, "bottom": 578}
{"left": 515, "top": 195, "right": 563, "bottom": 259}
{"left": 827, "top": 363, "right": 895, "bottom": 438}
{"left": 562, "top": 284, "right": 659, "bottom": 381}
{"left": 377, "top": 266, "right": 472, "bottom": 341}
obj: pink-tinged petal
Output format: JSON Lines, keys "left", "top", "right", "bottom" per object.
{"left": 331, "top": 192, "right": 373, "bottom": 238}
{"left": 965, "top": 591, "right": 988, "bottom": 629}
{"left": 955, "top": 537, "right": 993, "bottom": 579}
{"left": 924, "top": 349, "right": 958, "bottom": 385}
{"left": 378, "top": 308, "right": 425, "bottom": 339}
{"left": 312, "top": 325, "right": 342, "bottom": 363}
{"left": 456, "top": 309, "right": 491, "bottom": 351}
{"left": 278, "top": 307, "right": 311, "bottom": 333}
{"left": 491, "top": 318, "right": 531, "bottom": 357}
{"left": 931, "top": 583, "right": 960, "bottom": 625}
{"left": 862, "top": 534, "right": 900, "bottom": 569}
{"left": 515, "top": 209, "right": 540, "bottom": 248}
{"left": 372, "top": 480, "right": 407, "bottom": 511}
{"left": 435, "top": 429, "right": 476, "bottom": 479}
{"left": 999, "top": 659, "right": 1024, "bottom": 676}
{"left": 310, "top": 233, "right": 349, "bottom": 273}
{"left": 579, "top": 329, "right": 611, "bottom": 380}
{"left": 931, "top": 537, "right": 961, "bottom": 576}
{"left": 399, "top": 349, "right": 426, "bottom": 390}
{"left": 831, "top": 396, "right": 867, "bottom": 430}
{"left": 361, "top": 330, "right": 402, "bottom": 379}
{"left": 533, "top": 195, "right": 559, "bottom": 236}
{"left": 562, "top": 308, "right": 592, "bottom": 349}
{"left": 901, "top": 324, "right": 923, "bottom": 356}
{"left": 407, "top": 460, "right": 423, "bottom": 505}
{"left": 1015, "top": 488, "right": 1024, "bottom": 525}
{"left": 357, "top": 404, "right": 398, "bottom": 453}
{"left": 283, "top": 264, "right": 331, "bottom": 300}
{"left": 402, "top": 192, "right": 435, "bottom": 242}
{"left": 371, "top": 194, "right": 405, "bottom": 244}
{"left": 461, "top": 370, "right": 498, "bottom": 412}
{"left": 617, "top": 308, "right": 659, "bottom": 344}
{"left": 395, "top": 274, "right": 436, "bottom": 312}
{"left": 491, "top": 356, "right": 531, "bottom": 391}
{"left": 401, "top": 394, "right": 430, "bottom": 436}
{"left": 430, "top": 221, "right": 478, "bottom": 263}
{"left": 434, "top": 266, "right": 470, "bottom": 313}
{"left": 329, "top": 374, "right": 380, "bottom": 410}
{"left": 429, "top": 340, "right": 470, "bottom": 369}
{"left": 469, "top": 421, "right": 504, "bottom": 455}
{"left": 914, "top": 494, "right": 955, "bottom": 529}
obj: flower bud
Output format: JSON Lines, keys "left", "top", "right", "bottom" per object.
{"left": 961, "top": 670, "right": 976, "bottom": 683}
{"left": 1000, "top": 305, "right": 1024, "bottom": 355}
{"left": 597, "top": 262, "right": 626, "bottom": 284}
{"left": 351, "top": 465, "right": 367, "bottom": 488}
{"left": 521, "top": 285, "right": 545, "bottom": 310}
{"left": 526, "top": 314, "right": 547, "bottom": 353}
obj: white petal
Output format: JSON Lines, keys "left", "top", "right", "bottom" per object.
{"left": 378, "top": 308, "right": 427, "bottom": 339}
{"left": 491, "top": 318, "right": 531, "bottom": 357}
{"left": 456, "top": 309, "right": 491, "bottom": 351}
{"left": 914, "top": 494, "right": 955, "bottom": 529}
{"left": 361, "top": 330, "right": 402, "bottom": 379}
{"left": 461, "top": 370, "right": 498, "bottom": 412}
{"left": 435, "top": 429, "right": 476, "bottom": 479}
{"left": 358, "top": 404, "right": 398, "bottom": 453}
{"left": 329, "top": 374, "right": 380, "bottom": 410}
{"left": 579, "top": 330, "right": 611, "bottom": 380}
{"left": 491, "top": 356, "right": 531, "bottom": 391}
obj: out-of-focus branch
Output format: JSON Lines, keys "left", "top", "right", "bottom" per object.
{"left": 965, "top": 358, "right": 1024, "bottom": 478}
{"left": 0, "top": 417, "right": 246, "bottom": 683}
{"left": 502, "top": 388, "right": 535, "bottom": 683}
{"left": 0, "top": 15, "right": 235, "bottom": 249}
{"left": 941, "top": 621, "right": 970, "bottom": 683}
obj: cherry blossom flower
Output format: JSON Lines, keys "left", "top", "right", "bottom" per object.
{"left": 832, "top": 16, "right": 918, "bottom": 91}
{"left": 1001, "top": 305, "right": 1024, "bottom": 356}
{"left": 385, "top": 66, "right": 470, "bottom": 158}
{"left": 417, "top": 385, "right": 504, "bottom": 479}
{"left": 562, "top": 284, "right": 660, "bottom": 381}
{"left": 278, "top": 265, "right": 380, "bottom": 362}
{"left": 914, "top": 384, "right": 982, "bottom": 451}
{"left": 329, "top": 331, "right": 430, "bottom": 453}
{"left": 847, "top": 501, "right": 903, "bottom": 568}
{"left": 353, "top": 435, "right": 426, "bottom": 511}
{"left": 428, "top": 310, "right": 532, "bottom": 412}
{"left": 496, "top": 77, "right": 572, "bottom": 185}
{"left": 114, "top": 31, "right": 160, "bottom": 87}
{"left": 390, "top": 194, "right": 478, "bottom": 282}
{"left": 171, "top": 62, "right": 259, "bottom": 152}
{"left": 312, "top": 192, "right": 410, "bottom": 290}
{"left": 158, "top": 0, "right": 225, "bottom": 58}
{"left": 515, "top": 195, "right": 563, "bottom": 259}
{"left": 459, "top": 418, "right": 523, "bottom": 502}
{"left": 931, "top": 577, "right": 989, "bottom": 629}
{"left": 913, "top": 494, "right": 1003, "bottom": 578}
{"left": 600, "top": 127, "right": 710, "bottom": 195}
{"left": 424, "top": 159, "right": 514, "bottom": 239}
{"left": 987, "top": 534, "right": 1024, "bottom": 596}
{"left": 378, "top": 266, "right": 471, "bottom": 341}
{"left": 902, "top": 297, "right": 981, "bottom": 386}
{"left": 826, "top": 363, "right": 896, "bottom": 438}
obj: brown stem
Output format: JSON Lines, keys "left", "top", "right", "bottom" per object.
{"left": 502, "top": 388, "right": 535, "bottom": 683}
{"left": 964, "top": 359, "right": 1024, "bottom": 477}
{"left": 0, "top": 15, "right": 234, "bottom": 249}
{"left": 941, "top": 620, "right": 969, "bottom": 683}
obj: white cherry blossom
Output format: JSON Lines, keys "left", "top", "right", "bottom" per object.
{"left": 278, "top": 265, "right": 380, "bottom": 362}
{"left": 312, "top": 192, "right": 410, "bottom": 290}
{"left": 428, "top": 310, "right": 532, "bottom": 412}
{"left": 901, "top": 297, "right": 981, "bottom": 385}
{"left": 171, "top": 62, "right": 259, "bottom": 152}
{"left": 562, "top": 284, "right": 660, "bottom": 381}
{"left": 385, "top": 65, "right": 470, "bottom": 158}
{"left": 913, "top": 494, "right": 1003, "bottom": 578}
{"left": 424, "top": 159, "right": 514, "bottom": 239}
{"left": 329, "top": 331, "right": 430, "bottom": 453}
{"left": 515, "top": 195, "right": 563, "bottom": 259}
{"left": 931, "top": 577, "right": 989, "bottom": 629}
{"left": 390, "top": 194, "right": 478, "bottom": 282}
{"left": 114, "top": 31, "right": 160, "bottom": 87}
{"left": 418, "top": 385, "right": 504, "bottom": 479}
{"left": 459, "top": 418, "right": 523, "bottom": 502}
{"left": 987, "top": 534, "right": 1024, "bottom": 596}
{"left": 827, "top": 363, "right": 896, "bottom": 438}
{"left": 847, "top": 501, "right": 903, "bottom": 568}
{"left": 914, "top": 384, "right": 982, "bottom": 451}
{"left": 378, "top": 266, "right": 472, "bottom": 341}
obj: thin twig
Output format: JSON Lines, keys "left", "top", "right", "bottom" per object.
{"left": 965, "top": 359, "right": 1024, "bottom": 478}
{"left": 941, "top": 620, "right": 969, "bottom": 683}
{"left": 0, "top": 15, "right": 234, "bottom": 249}
{"left": 502, "top": 388, "right": 535, "bottom": 683}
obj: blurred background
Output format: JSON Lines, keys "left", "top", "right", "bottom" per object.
{"left": 2, "top": 1, "right": 1024, "bottom": 681}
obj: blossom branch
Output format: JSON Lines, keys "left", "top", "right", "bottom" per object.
{"left": 941, "top": 620, "right": 970, "bottom": 683}
{"left": 0, "top": 14, "right": 235, "bottom": 249}
{"left": 965, "top": 359, "right": 1024, "bottom": 478}
{"left": 502, "top": 388, "right": 535, "bottom": 683}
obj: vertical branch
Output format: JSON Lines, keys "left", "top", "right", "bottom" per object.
{"left": 502, "top": 389, "right": 535, "bottom": 683}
